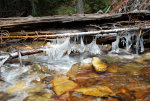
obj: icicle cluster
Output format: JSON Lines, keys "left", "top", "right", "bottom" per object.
{"left": 43, "top": 36, "right": 101, "bottom": 61}
{"left": 111, "top": 32, "right": 144, "bottom": 54}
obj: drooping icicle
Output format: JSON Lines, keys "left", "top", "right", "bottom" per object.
{"left": 136, "top": 34, "right": 140, "bottom": 54}
{"left": 111, "top": 35, "right": 120, "bottom": 53}
{"left": 125, "top": 33, "right": 133, "bottom": 51}
{"left": 87, "top": 38, "right": 101, "bottom": 55}
{"left": 44, "top": 37, "right": 70, "bottom": 61}
{"left": 68, "top": 37, "right": 85, "bottom": 54}
{"left": 140, "top": 35, "right": 144, "bottom": 53}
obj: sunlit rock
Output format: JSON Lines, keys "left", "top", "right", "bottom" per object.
{"left": 52, "top": 77, "right": 78, "bottom": 96}
{"left": 67, "top": 62, "right": 93, "bottom": 80}
{"left": 6, "top": 81, "right": 26, "bottom": 94}
{"left": 92, "top": 57, "right": 107, "bottom": 72}
{"left": 75, "top": 86, "right": 114, "bottom": 97}
{"left": 42, "top": 93, "right": 52, "bottom": 99}
{"left": 23, "top": 95, "right": 49, "bottom": 101}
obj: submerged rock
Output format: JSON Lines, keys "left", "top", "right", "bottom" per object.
{"left": 75, "top": 86, "right": 114, "bottom": 97}
{"left": 92, "top": 57, "right": 107, "bottom": 72}
{"left": 52, "top": 77, "right": 78, "bottom": 96}
{"left": 67, "top": 62, "right": 93, "bottom": 80}
{"left": 6, "top": 81, "right": 26, "bottom": 94}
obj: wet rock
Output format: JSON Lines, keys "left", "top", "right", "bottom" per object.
{"left": 6, "top": 81, "right": 26, "bottom": 94}
{"left": 67, "top": 62, "right": 93, "bottom": 80}
{"left": 23, "top": 95, "right": 49, "bottom": 101}
{"left": 92, "top": 57, "right": 107, "bottom": 72}
{"left": 52, "top": 77, "right": 78, "bottom": 96}
{"left": 75, "top": 86, "right": 114, "bottom": 97}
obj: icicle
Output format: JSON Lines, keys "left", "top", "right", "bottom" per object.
{"left": 44, "top": 37, "right": 70, "bottom": 61}
{"left": 136, "top": 34, "right": 140, "bottom": 54}
{"left": 87, "top": 38, "right": 101, "bottom": 55}
{"left": 111, "top": 34, "right": 120, "bottom": 53}
{"left": 18, "top": 50, "right": 22, "bottom": 67}
{"left": 140, "top": 35, "right": 144, "bottom": 53}
{"left": 125, "top": 33, "right": 133, "bottom": 51}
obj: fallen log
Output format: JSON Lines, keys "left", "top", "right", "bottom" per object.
{"left": 0, "top": 49, "right": 43, "bottom": 66}
{"left": 1, "top": 25, "right": 150, "bottom": 39}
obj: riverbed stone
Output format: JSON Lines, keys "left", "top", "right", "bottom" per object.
{"left": 92, "top": 57, "right": 107, "bottom": 72}
{"left": 75, "top": 86, "right": 114, "bottom": 97}
{"left": 52, "top": 77, "right": 78, "bottom": 96}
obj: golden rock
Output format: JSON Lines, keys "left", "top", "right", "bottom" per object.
{"left": 75, "top": 86, "right": 114, "bottom": 97}
{"left": 67, "top": 62, "right": 93, "bottom": 80}
{"left": 52, "top": 77, "right": 78, "bottom": 96}
{"left": 92, "top": 57, "right": 107, "bottom": 72}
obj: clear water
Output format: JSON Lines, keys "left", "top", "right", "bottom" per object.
{"left": 0, "top": 33, "right": 149, "bottom": 101}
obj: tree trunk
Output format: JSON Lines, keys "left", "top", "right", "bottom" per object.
{"left": 77, "top": 0, "right": 84, "bottom": 14}
{"left": 31, "top": 0, "right": 36, "bottom": 15}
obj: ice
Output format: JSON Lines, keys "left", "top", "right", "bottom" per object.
{"left": 111, "top": 35, "right": 120, "bottom": 53}
{"left": 87, "top": 39, "right": 101, "bottom": 54}
{"left": 111, "top": 32, "right": 145, "bottom": 54}
{"left": 43, "top": 37, "right": 70, "bottom": 62}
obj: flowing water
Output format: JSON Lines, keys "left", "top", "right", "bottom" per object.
{"left": 0, "top": 33, "right": 150, "bottom": 101}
